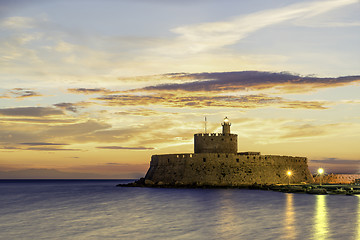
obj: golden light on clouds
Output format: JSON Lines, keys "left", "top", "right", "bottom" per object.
{"left": 0, "top": 0, "right": 359, "bottom": 178}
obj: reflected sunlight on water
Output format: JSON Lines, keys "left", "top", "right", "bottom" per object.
{"left": 214, "top": 190, "right": 240, "bottom": 239}
{"left": 357, "top": 195, "right": 360, "bottom": 240}
{"left": 284, "top": 193, "right": 296, "bottom": 239}
{"left": 1, "top": 180, "right": 360, "bottom": 239}
{"left": 314, "top": 195, "right": 328, "bottom": 240}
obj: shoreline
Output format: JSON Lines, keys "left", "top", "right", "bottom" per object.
{"left": 117, "top": 180, "right": 360, "bottom": 195}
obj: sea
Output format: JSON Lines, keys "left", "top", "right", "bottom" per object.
{"left": 0, "top": 180, "right": 359, "bottom": 240}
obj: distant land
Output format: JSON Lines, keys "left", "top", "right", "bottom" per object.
{"left": 1, "top": 159, "right": 359, "bottom": 179}
{"left": 0, "top": 169, "right": 143, "bottom": 179}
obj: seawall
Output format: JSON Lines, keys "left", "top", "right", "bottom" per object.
{"left": 313, "top": 174, "right": 360, "bottom": 184}
{"left": 144, "top": 153, "right": 314, "bottom": 186}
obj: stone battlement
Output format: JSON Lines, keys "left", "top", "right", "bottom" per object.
{"left": 145, "top": 153, "right": 312, "bottom": 185}
{"left": 142, "top": 117, "right": 314, "bottom": 186}
{"left": 194, "top": 133, "right": 237, "bottom": 137}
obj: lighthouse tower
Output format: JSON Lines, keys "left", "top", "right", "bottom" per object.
{"left": 222, "top": 117, "right": 231, "bottom": 135}
{"left": 194, "top": 117, "right": 238, "bottom": 154}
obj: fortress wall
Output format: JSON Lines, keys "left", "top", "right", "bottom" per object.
{"left": 145, "top": 153, "right": 314, "bottom": 186}
{"left": 313, "top": 174, "right": 360, "bottom": 184}
{"left": 194, "top": 133, "right": 238, "bottom": 153}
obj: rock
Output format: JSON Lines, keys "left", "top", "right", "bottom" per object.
{"left": 144, "top": 179, "right": 154, "bottom": 185}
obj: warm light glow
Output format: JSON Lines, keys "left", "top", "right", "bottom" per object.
{"left": 318, "top": 168, "right": 324, "bottom": 175}
{"left": 314, "top": 195, "right": 328, "bottom": 239}
{"left": 357, "top": 196, "right": 360, "bottom": 240}
{"left": 284, "top": 194, "right": 296, "bottom": 239}
{"left": 0, "top": 1, "right": 359, "bottom": 179}
{"left": 287, "top": 170, "right": 292, "bottom": 176}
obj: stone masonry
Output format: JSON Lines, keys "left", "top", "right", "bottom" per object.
{"left": 144, "top": 117, "right": 314, "bottom": 186}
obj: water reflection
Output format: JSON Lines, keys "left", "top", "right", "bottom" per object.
{"left": 214, "top": 190, "right": 239, "bottom": 239}
{"left": 284, "top": 193, "right": 296, "bottom": 239}
{"left": 357, "top": 196, "right": 360, "bottom": 240}
{"left": 314, "top": 195, "right": 328, "bottom": 240}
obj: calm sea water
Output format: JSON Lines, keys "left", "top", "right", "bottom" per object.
{"left": 0, "top": 180, "right": 359, "bottom": 240}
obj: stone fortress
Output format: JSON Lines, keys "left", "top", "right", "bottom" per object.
{"left": 144, "top": 117, "right": 314, "bottom": 186}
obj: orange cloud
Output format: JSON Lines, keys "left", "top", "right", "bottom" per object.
{"left": 95, "top": 93, "right": 328, "bottom": 109}
{"left": 125, "top": 71, "right": 360, "bottom": 93}
{"left": 0, "top": 107, "right": 63, "bottom": 117}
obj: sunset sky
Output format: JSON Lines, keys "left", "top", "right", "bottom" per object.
{"left": 1, "top": 0, "right": 359, "bottom": 178}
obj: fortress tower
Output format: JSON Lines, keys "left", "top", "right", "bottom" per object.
{"left": 194, "top": 117, "right": 238, "bottom": 154}
{"left": 144, "top": 116, "right": 314, "bottom": 186}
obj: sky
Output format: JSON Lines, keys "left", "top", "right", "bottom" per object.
{"left": 0, "top": 0, "right": 359, "bottom": 178}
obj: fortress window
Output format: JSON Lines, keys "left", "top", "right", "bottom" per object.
{"left": 247, "top": 156, "right": 249, "bottom": 159}
{"left": 203, "top": 158, "right": 206, "bottom": 162}
{"left": 211, "top": 138, "right": 213, "bottom": 141}
{"left": 236, "top": 159, "right": 239, "bottom": 163}
{"left": 190, "top": 154, "right": 192, "bottom": 158}
{"left": 217, "top": 154, "right": 220, "bottom": 158}
{"left": 253, "top": 156, "right": 256, "bottom": 159}
{"left": 226, "top": 154, "right": 228, "bottom": 158}
{"left": 230, "top": 138, "right": 232, "bottom": 141}
{"left": 222, "top": 138, "right": 224, "bottom": 141}
{"left": 177, "top": 155, "right": 179, "bottom": 158}
{"left": 168, "top": 159, "right": 170, "bottom": 163}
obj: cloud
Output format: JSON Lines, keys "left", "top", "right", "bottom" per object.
{"left": 68, "top": 88, "right": 115, "bottom": 95}
{"left": 96, "top": 146, "right": 154, "bottom": 150}
{"left": 309, "top": 158, "right": 360, "bottom": 174}
{"left": 0, "top": 119, "right": 113, "bottom": 148}
{"left": 132, "top": 71, "right": 360, "bottom": 93}
{"left": 10, "top": 88, "right": 42, "bottom": 98}
{"left": 280, "top": 123, "right": 345, "bottom": 139}
{"left": 0, "top": 88, "right": 42, "bottom": 99}
{"left": 53, "top": 102, "right": 79, "bottom": 113}
{"left": 53, "top": 101, "right": 95, "bottom": 113}
{"left": 96, "top": 93, "right": 328, "bottom": 110}
{"left": 0, "top": 107, "right": 63, "bottom": 117}
{"left": 0, "top": 146, "right": 21, "bottom": 150}
{"left": 26, "top": 147, "right": 81, "bottom": 151}
{"left": 0, "top": 16, "right": 37, "bottom": 29}
{"left": 157, "top": 0, "right": 358, "bottom": 54}
{"left": 0, "top": 118, "right": 74, "bottom": 123}
{"left": 115, "top": 108, "right": 162, "bottom": 116}
{"left": 44, "top": 120, "right": 111, "bottom": 139}
{"left": 20, "top": 142, "right": 68, "bottom": 146}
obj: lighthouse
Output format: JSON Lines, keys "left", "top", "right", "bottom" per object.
{"left": 222, "top": 117, "right": 231, "bottom": 135}
{"left": 194, "top": 117, "right": 238, "bottom": 154}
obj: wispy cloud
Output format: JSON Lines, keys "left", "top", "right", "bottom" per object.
{"left": 279, "top": 123, "right": 343, "bottom": 139}
{"left": 158, "top": 0, "right": 358, "bottom": 54}
{"left": 0, "top": 107, "right": 63, "bottom": 117}
{"left": 68, "top": 88, "right": 116, "bottom": 95}
{"left": 96, "top": 93, "right": 329, "bottom": 110}
{"left": 20, "top": 142, "right": 68, "bottom": 146}
{"left": 130, "top": 71, "right": 360, "bottom": 93}
{"left": 0, "top": 118, "right": 75, "bottom": 123}
{"left": 115, "top": 108, "right": 171, "bottom": 116}
{"left": 309, "top": 158, "right": 360, "bottom": 174}
{"left": 1, "top": 16, "right": 37, "bottom": 29}
{"left": 0, "top": 88, "right": 42, "bottom": 99}
{"left": 96, "top": 146, "right": 154, "bottom": 150}
{"left": 26, "top": 147, "right": 81, "bottom": 151}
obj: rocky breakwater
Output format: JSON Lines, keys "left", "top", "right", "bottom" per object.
{"left": 118, "top": 180, "right": 360, "bottom": 195}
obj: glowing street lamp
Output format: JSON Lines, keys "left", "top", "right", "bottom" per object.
{"left": 318, "top": 168, "right": 324, "bottom": 186}
{"left": 287, "top": 170, "right": 292, "bottom": 185}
